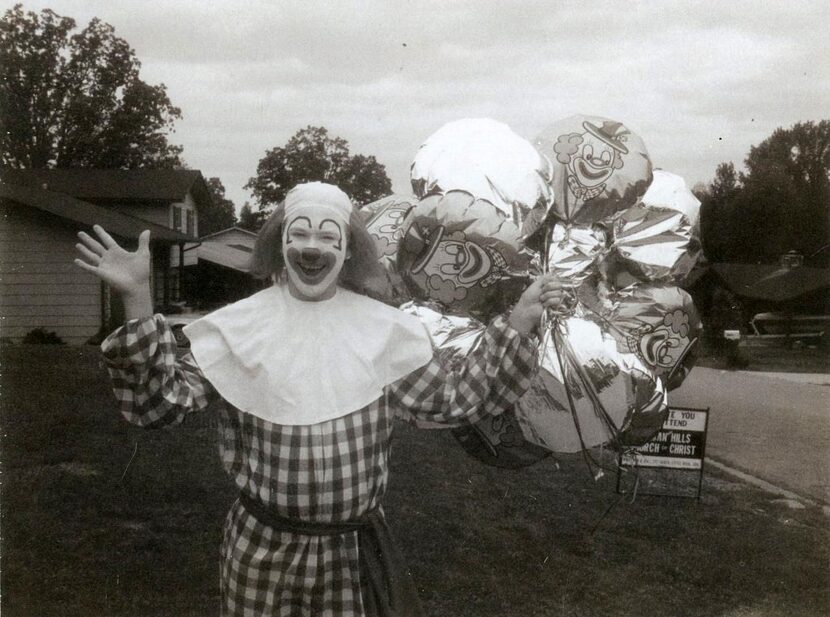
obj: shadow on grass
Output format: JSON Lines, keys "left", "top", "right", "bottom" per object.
{"left": 1, "top": 345, "right": 828, "bottom": 616}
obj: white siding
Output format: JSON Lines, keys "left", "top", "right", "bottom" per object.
{"left": 213, "top": 229, "right": 256, "bottom": 247}
{"left": 170, "top": 192, "right": 199, "bottom": 268}
{"left": 0, "top": 210, "right": 102, "bottom": 344}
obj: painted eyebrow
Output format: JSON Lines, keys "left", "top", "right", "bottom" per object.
{"left": 285, "top": 216, "right": 312, "bottom": 243}
{"left": 286, "top": 216, "right": 312, "bottom": 230}
{"left": 319, "top": 219, "right": 343, "bottom": 249}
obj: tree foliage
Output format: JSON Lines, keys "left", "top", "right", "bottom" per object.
{"left": 0, "top": 4, "right": 183, "bottom": 169}
{"left": 700, "top": 121, "right": 830, "bottom": 265}
{"left": 199, "top": 177, "right": 238, "bottom": 236}
{"left": 238, "top": 202, "right": 267, "bottom": 232}
{"left": 245, "top": 126, "right": 392, "bottom": 212}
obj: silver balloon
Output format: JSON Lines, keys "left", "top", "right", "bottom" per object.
{"left": 513, "top": 311, "right": 667, "bottom": 454}
{"left": 411, "top": 118, "right": 552, "bottom": 230}
{"left": 398, "top": 300, "right": 485, "bottom": 372}
{"left": 362, "top": 194, "right": 419, "bottom": 303}
{"left": 396, "top": 190, "right": 531, "bottom": 320}
{"left": 533, "top": 115, "right": 653, "bottom": 229}
{"left": 545, "top": 223, "right": 607, "bottom": 287}
{"left": 610, "top": 170, "right": 701, "bottom": 283}
{"left": 601, "top": 284, "right": 702, "bottom": 391}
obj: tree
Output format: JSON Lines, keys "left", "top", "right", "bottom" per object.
{"left": 0, "top": 4, "right": 182, "bottom": 169}
{"left": 238, "top": 202, "right": 267, "bottom": 232}
{"left": 245, "top": 126, "right": 392, "bottom": 212}
{"left": 739, "top": 121, "right": 829, "bottom": 263}
{"left": 200, "top": 177, "right": 238, "bottom": 236}
{"left": 700, "top": 121, "right": 830, "bottom": 265}
{"left": 700, "top": 163, "right": 741, "bottom": 261}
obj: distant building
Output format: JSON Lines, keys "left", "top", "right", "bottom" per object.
{"left": 184, "top": 227, "right": 265, "bottom": 309}
{"left": 685, "top": 255, "right": 830, "bottom": 336}
{"left": 0, "top": 169, "right": 211, "bottom": 344}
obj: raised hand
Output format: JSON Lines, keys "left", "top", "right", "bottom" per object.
{"left": 74, "top": 225, "right": 154, "bottom": 319}
{"left": 508, "top": 273, "right": 571, "bottom": 335}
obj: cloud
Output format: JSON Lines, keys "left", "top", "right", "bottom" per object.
{"left": 10, "top": 0, "right": 829, "bottom": 208}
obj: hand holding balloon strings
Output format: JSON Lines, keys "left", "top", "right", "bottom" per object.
{"left": 74, "top": 225, "right": 154, "bottom": 320}
{"left": 508, "top": 273, "right": 570, "bottom": 336}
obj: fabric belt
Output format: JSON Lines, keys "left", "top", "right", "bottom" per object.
{"left": 238, "top": 492, "right": 425, "bottom": 617}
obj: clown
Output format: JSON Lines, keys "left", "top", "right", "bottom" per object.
{"left": 553, "top": 120, "right": 630, "bottom": 202}
{"left": 74, "top": 182, "right": 567, "bottom": 617}
{"left": 408, "top": 225, "right": 507, "bottom": 305}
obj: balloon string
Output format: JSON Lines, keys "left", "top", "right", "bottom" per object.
{"left": 542, "top": 227, "right": 612, "bottom": 479}
{"left": 549, "top": 322, "right": 611, "bottom": 480}
{"left": 541, "top": 222, "right": 624, "bottom": 479}
{"left": 558, "top": 329, "right": 623, "bottom": 446}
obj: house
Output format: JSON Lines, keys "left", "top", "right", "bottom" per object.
{"left": 684, "top": 253, "right": 830, "bottom": 341}
{"left": 0, "top": 169, "right": 211, "bottom": 344}
{"left": 183, "top": 227, "right": 265, "bottom": 309}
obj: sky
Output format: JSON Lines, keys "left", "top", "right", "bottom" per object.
{"left": 8, "top": 1, "right": 830, "bottom": 212}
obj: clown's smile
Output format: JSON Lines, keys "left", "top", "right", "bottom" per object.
{"left": 575, "top": 157, "right": 613, "bottom": 187}
{"left": 287, "top": 248, "right": 337, "bottom": 285}
{"left": 459, "top": 242, "right": 488, "bottom": 284}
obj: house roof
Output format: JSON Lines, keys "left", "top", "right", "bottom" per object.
{"left": 196, "top": 227, "right": 256, "bottom": 272}
{"left": 1, "top": 168, "right": 212, "bottom": 206}
{"left": 199, "top": 226, "right": 259, "bottom": 242}
{"left": 0, "top": 182, "right": 192, "bottom": 243}
{"left": 197, "top": 240, "right": 253, "bottom": 272}
{"left": 712, "top": 263, "right": 830, "bottom": 301}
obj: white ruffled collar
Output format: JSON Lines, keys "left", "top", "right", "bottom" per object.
{"left": 183, "top": 285, "right": 433, "bottom": 425}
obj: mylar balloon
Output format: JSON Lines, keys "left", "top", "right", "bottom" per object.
{"left": 610, "top": 170, "right": 701, "bottom": 284}
{"left": 534, "top": 115, "right": 652, "bottom": 228}
{"left": 362, "top": 194, "right": 419, "bottom": 302}
{"left": 410, "top": 118, "right": 552, "bottom": 229}
{"left": 603, "top": 285, "right": 701, "bottom": 391}
{"left": 399, "top": 300, "right": 551, "bottom": 468}
{"left": 513, "top": 314, "right": 667, "bottom": 454}
{"left": 545, "top": 223, "right": 607, "bottom": 288}
{"left": 398, "top": 300, "right": 485, "bottom": 372}
{"left": 453, "top": 409, "right": 551, "bottom": 469}
{"left": 397, "top": 190, "right": 530, "bottom": 319}
{"left": 363, "top": 194, "right": 418, "bottom": 261}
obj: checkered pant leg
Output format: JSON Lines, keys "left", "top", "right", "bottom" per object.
{"left": 220, "top": 499, "right": 365, "bottom": 617}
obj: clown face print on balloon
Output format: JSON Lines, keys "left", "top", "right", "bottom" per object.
{"left": 558, "top": 120, "right": 628, "bottom": 202}
{"left": 410, "top": 227, "right": 503, "bottom": 299}
{"left": 534, "top": 115, "right": 652, "bottom": 227}
{"left": 282, "top": 204, "right": 348, "bottom": 301}
{"left": 398, "top": 191, "right": 530, "bottom": 319}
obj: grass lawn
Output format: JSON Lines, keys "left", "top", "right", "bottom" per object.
{"left": 1, "top": 344, "right": 828, "bottom": 616}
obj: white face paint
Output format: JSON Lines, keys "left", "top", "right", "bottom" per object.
{"left": 282, "top": 204, "right": 348, "bottom": 301}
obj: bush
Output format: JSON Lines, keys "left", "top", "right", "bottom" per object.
{"left": 22, "top": 328, "right": 65, "bottom": 345}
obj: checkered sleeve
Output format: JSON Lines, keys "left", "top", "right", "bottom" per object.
{"left": 100, "top": 315, "right": 217, "bottom": 428}
{"left": 390, "top": 314, "right": 537, "bottom": 426}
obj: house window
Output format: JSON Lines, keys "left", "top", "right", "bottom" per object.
{"left": 172, "top": 206, "right": 182, "bottom": 231}
{"left": 186, "top": 210, "right": 195, "bottom": 236}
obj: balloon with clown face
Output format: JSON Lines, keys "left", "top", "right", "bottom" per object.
{"left": 361, "top": 194, "right": 420, "bottom": 303}
{"left": 281, "top": 183, "right": 351, "bottom": 301}
{"left": 397, "top": 190, "right": 531, "bottom": 319}
{"left": 532, "top": 115, "right": 652, "bottom": 230}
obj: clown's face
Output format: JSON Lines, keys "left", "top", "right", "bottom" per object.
{"left": 639, "top": 325, "right": 687, "bottom": 370}
{"left": 422, "top": 239, "right": 492, "bottom": 287}
{"left": 282, "top": 205, "right": 348, "bottom": 301}
{"left": 570, "top": 134, "right": 619, "bottom": 188}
